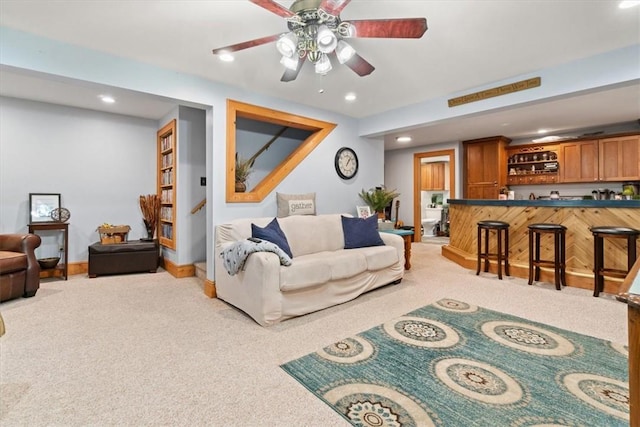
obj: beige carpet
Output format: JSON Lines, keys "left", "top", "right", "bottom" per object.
{"left": 0, "top": 243, "right": 627, "bottom": 426}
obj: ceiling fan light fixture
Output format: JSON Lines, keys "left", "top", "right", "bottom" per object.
{"left": 314, "top": 54, "right": 332, "bottom": 75}
{"left": 280, "top": 55, "right": 299, "bottom": 71}
{"left": 316, "top": 25, "right": 337, "bottom": 53}
{"left": 276, "top": 32, "right": 298, "bottom": 58}
{"left": 335, "top": 40, "right": 356, "bottom": 64}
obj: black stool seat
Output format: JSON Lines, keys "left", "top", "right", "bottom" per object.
{"left": 590, "top": 226, "right": 640, "bottom": 297}
{"left": 476, "top": 220, "right": 510, "bottom": 280}
{"left": 478, "top": 220, "right": 509, "bottom": 229}
{"left": 590, "top": 226, "right": 640, "bottom": 235}
{"left": 528, "top": 223, "right": 567, "bottom": 290}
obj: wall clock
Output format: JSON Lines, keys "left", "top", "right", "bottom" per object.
{"left": 335, "top": 147, "right": 359, "bottom": 180}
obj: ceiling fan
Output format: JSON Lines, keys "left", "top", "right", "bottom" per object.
{"left": 212, "top": 0, "right": 428, "bottom": 82}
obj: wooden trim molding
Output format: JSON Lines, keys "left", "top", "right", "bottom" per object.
{"left": 204, "top": 280, "right": 216, "bottom": 298}
{"left": 226, "top": 99, "right": 336, "bottom": 203}
{"left": 161, "top": 257, "right": 195, "bottom": 278}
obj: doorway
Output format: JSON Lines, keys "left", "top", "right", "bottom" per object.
{"left": 412, "top": 149, "right": 456, "bottom": 242}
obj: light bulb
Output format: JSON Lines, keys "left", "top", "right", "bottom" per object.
{"left": 316, "top": 25, "right": 337, "bottom": 54}
{"left": 276, "top": 32, "right": 298, "bottom": 58}
{"left": 335, "top": 40, "right": 356, "bottom": 64}
{"left": 280, "top": 55, "right": 298, "bottom": 71}
{"left": 314, "top": 54, "right": 332, "bottom": 75}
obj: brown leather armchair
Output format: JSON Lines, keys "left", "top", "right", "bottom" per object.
{"left": 0, "top": 234, "right": 42, "bottom": 303}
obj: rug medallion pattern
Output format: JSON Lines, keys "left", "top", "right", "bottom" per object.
{"left": 281, "top": 299, "right": 629, "bottom": 426}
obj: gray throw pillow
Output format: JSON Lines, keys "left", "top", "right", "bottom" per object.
{"left": 276, "top": 192, "right": 316, "bottom": 217}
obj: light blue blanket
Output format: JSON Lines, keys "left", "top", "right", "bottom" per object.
{"left": 220, "top": 239, "right": 292, "bottom": 276}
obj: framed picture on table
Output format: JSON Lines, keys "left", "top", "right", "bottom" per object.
{"left": 356, "top": 205, "right": 371, "bottom": 219}
{"left": 29, "top": 193, "right": 60, "bottom": 223}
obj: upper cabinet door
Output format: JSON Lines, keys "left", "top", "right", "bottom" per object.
{"left": 559, "top": 141, "right": 599, "bottom": 183}
{"left": 598, "top": 135, "right": 640, "bottom": 181}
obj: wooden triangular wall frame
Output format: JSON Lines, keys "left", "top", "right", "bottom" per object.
{"left": 226, "top": 99, "right": 337, "bottom": 203}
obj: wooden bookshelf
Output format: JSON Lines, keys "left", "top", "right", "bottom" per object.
{"left": 157, "top": 119, "right": 176, "bottom": 250}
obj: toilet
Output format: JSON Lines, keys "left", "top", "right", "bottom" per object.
{"left": 422, "top": 207, "right": 443, "bottom": 237}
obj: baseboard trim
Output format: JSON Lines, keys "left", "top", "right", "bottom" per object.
{"left": 204, "top": 280, "right": 216, "bottom": 298}
{"left": 161, "top": 258, "right": 195, "bottom": 278}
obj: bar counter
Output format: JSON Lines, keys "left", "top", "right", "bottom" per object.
{"left": 442, "top": 199, "right": 640, "bottom": 294}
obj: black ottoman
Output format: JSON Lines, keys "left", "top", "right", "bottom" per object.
{"left": 88, "top": 240, "right": 159, "bottom": 278}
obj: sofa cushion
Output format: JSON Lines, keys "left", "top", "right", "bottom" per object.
{"left": 341, "top": 215, "right": 384, "bottom": 249}
{"left": 252, "top": 218, "right": 293, "bottom": 258}
{"left": 279, "top": 253, "right": 332, "bottom": 292}
{"left": 279, "top": 214, "right": 345, "bottom": 256}
{"left": 358, "top": 245, "right": 399, "bottom": 271}
{"left": 0, "top": 251, "right": 28, "bottom": 274}
{"left": 279, "top": 250, "right": 369, "bottom": 292}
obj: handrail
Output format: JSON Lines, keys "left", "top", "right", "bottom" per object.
{"left": 191, "top": 198, "right": 206, "bottom": 214}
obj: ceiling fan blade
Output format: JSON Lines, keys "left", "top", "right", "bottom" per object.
{"left": 250, "top": 0, "right": 295, "bottom": 18}
{"left": 347, "top": 18, "right": 428, "bottom": 38}
{"left": 344, "top": 53, "right": 375, "bottom": 77}
{"left": 319, "top": 0, "right": 351, "bottom": 16}
{"left": 281, "top": 55, "right": 306, "bottom": 82}
{"left": 212, "top": 33, "right": 284, "bottom": 55}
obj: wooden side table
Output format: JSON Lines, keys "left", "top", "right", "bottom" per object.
{"left": 379, "top": 229, "right": 414, "bottom": 270}
{"left": 28, "top": 222, "right": 69, "bottom": 280}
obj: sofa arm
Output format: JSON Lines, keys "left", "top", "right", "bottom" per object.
{"left": 0, "top": 233, "right": 42, "bottom": 297}
{"left": 379, "top": 232, "right": 405, "bottom": 268}
{"left": 215, "top": 249, "right": 284, "bottom": 326}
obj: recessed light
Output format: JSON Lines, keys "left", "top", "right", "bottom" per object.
{"left": 344, "top": 93, "right": 356, "bottom": 101}
{"left": 219, "top": 52, "right": 234, "bottom": 62}
{"left": 99, "top": 95, "right": 115, "bottom": 104}
{"left": 396, "top": 136, "right": 412, "bottom": 143}
{"left": 537, "top": 129, "right": 548, "bottom": 134}
{"left": 619, "top": 1, "right": 640, "bottom": 9}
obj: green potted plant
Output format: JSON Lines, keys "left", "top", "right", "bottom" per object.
{"left": 235, "top": 154, "right": 254, "bottom": 192}
{"left": 359, "top": 186, "right": 400, "bottom": 219}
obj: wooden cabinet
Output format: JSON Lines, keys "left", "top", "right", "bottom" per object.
{"left": 598, "top": 135, "right": 640, "bottom": 181}
{"left": 560, "top": 141, "right": 599, "bottom": 182}
{"left": 506, "top": 144, "right": 559, "bottom": 186}
{"left": 463, "top": 136, "right": 510, "bottom": 199}
{"left": 157, "top": 119, "right": 176, "bottom": 250}
{"left": 421, "top": 162, "right": 445, "bottom": 190}
{"left": 560, "top": 135, "right": 639, "bottom": 183}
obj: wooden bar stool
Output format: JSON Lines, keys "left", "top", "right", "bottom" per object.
{"left": 591, "top": 226, "right": 640, "bottom": 297}
{"left": 476, "top": 220, "right": 510, "bottom": 280}
{"left": 528, "top": 223, "right": 567, "bottom": 290}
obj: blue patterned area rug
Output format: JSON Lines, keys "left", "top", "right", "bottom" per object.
{"left": 281, "top": 299, "right": 629, "bottom": 426}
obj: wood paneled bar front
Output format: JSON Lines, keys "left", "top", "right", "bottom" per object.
{"left": 442, "top": 199, "right": 640, "bottom": 295}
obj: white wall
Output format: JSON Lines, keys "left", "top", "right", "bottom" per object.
{"left": 0, "top": 96, "right": 157, "bottom": 262}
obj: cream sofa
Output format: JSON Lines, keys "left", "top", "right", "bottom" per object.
{"left": 214, "top": 213, "right": 405, "bottom": 326}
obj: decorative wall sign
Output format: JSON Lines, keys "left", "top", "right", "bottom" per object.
{"left": 448, "top": 77, "right": 541, "bottom": 107}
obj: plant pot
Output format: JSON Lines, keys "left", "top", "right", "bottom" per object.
{"left": 235, "top": 181, "right": 246, "bottom": 193}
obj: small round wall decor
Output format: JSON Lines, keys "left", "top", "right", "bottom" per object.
{"left": 50, "top": 207, "right": 71, "bottom": 222}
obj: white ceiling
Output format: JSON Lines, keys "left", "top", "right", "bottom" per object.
{"left": 0, "top": 0, "right": 639, "bottom": 150}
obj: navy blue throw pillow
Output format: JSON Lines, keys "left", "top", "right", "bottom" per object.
{"left": 251, "top": 218, "right": 293, "bottom": 258}
{"left": 341, "top": 215, "right": 385, "bottom": 249}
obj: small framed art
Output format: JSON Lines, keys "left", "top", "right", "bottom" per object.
{"left": 29, "top": 193, "right": 61, "bottom": 223}
{"left": 356, "top": 205, "right": 372, "bottom": 219}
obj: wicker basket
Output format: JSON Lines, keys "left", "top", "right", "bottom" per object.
{"left": 98, "top": 225, "right": 130, "bottom": 244}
